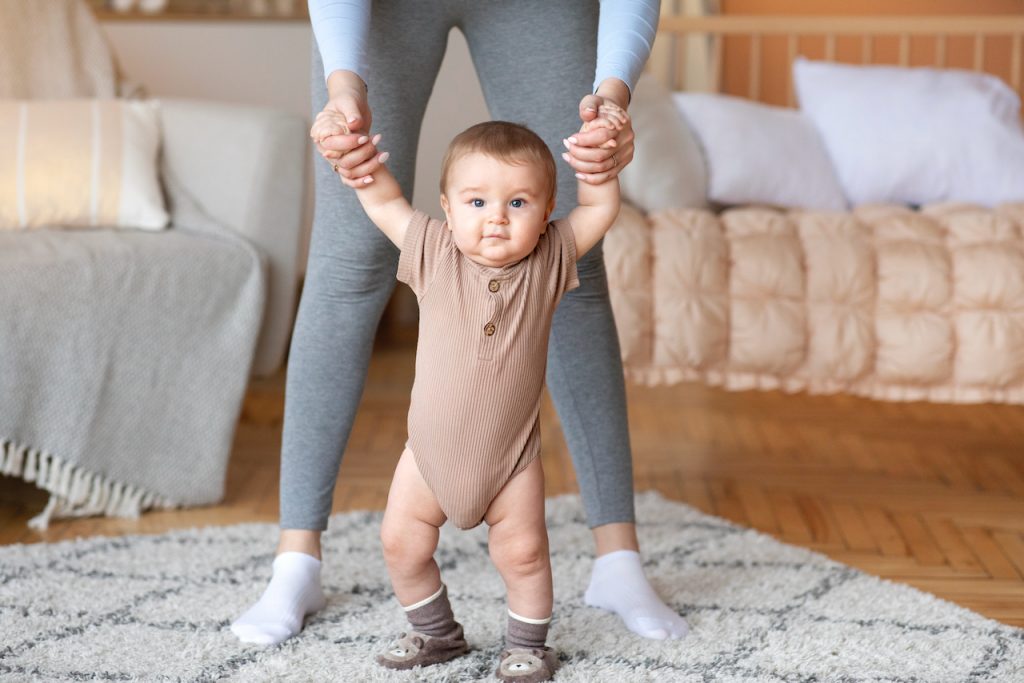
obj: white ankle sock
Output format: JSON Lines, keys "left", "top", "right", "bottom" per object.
{"left": 584, "top": 549, "right": 690, "bottom": 640}
{"left": 230, "top": 551, "right": 327, "bottom": 645}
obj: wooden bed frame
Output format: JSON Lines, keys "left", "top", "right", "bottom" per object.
{"left": 651, "top": 15, "right": 1024, "bottom": 107}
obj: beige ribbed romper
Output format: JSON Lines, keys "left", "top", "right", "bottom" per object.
{"left": 396, "top": 210, "right": 579, "bottom": 529}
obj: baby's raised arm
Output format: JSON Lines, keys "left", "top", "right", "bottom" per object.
{"left": 566, "top": 103, "right": 626, "bottom": 258}
{"left": 310, "top": 111, "right": 413, "bottom": 247}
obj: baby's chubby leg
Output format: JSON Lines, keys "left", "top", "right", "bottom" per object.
{"left": 485, "top": 458, "right": 560, "bottom": 682}
{"left": 377, "top": 448, "right": 469, "bottom": 670}
{"left": 484, "top": 457, "right": 552, "bottom": 621}
{"left": 380, "top": 448, "right": 447, "bottom": 604}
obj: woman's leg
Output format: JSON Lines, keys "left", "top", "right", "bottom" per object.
{"left": 459, "top": 0, "right": 688, "bottom": 640}
{"left": 232, "top": 1, "right": 452, "bottom": 645}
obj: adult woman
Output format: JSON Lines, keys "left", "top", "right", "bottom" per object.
{"left": 232, "top": 0, "right": 688, "bottom": 646}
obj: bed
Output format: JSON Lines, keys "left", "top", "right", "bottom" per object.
{"left": 606, "top": 13, "right": 1024, "bottom": 405}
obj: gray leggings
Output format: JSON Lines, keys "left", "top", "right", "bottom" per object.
{"left": 281, "top": 0, "right": 634, "bottom": 531}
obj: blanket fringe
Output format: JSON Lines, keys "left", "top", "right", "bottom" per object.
{"left": 0, "top": 437, "right": 177, "bottom": 531}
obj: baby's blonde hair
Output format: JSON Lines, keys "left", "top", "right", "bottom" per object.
{"left": 440, "top": 121, "right": 557, "bottom": 207}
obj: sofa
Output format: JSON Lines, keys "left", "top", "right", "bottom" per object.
{"left": 0, "top": 0, "right": 308, "bottom": 527}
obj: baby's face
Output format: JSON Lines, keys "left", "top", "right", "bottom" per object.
{"left": 440, "top": 152, "right": 554, "bottom": 268}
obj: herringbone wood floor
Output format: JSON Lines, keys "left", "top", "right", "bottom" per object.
{"left": 2, "top": 345, "right": 1023, "bottom": 628}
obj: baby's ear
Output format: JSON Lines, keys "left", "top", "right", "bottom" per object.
{"left": 439, "top": 194, "right": 453, "bottom": 227}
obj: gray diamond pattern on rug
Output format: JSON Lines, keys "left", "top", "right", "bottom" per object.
{"left": 1, "top": 493, "right": 1021, "bottom": 682}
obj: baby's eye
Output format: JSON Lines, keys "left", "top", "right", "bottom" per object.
{"left": 471, "top": 199, "right": 485, "bottom": 208}
{"left": 510, "top": 199, "right": 525, "bottom": 208}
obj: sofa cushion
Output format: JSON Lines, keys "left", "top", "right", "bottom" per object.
{"left": 0, "top": 99, "right": 168, "bottom": 231}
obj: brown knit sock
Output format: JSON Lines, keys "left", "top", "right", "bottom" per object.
{"left": 506, "top": 611, "right": 550, "bottom": 650}
{"left": 406, "top": 585, "right": 461, "bottom": 639}
{"left": 377, "top": 585, "right": 469, "bottom": 670}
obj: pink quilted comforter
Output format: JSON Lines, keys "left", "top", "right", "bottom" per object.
{"left": 604, "top": 202, "right": 1024, "bottom": 404}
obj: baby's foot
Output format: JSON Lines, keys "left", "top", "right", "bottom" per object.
{"left": 495, "top": 647, "right": 559, "bottom": 682}
{"left": 376, "top": 627, "right": 470, "bottom": 670}
{"left": 230, "top": 552, "right": 327, "bottom": 645}
{"left": 585, "top": 549, "right": 690, "bottom": 640}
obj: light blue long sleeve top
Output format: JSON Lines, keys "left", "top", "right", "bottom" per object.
{"left": 307, "top": 0, "right": 660, "bottom": 95}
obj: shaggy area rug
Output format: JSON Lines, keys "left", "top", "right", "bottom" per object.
{"left": 1, "top": 492, "right": 1021, "bottom": 682}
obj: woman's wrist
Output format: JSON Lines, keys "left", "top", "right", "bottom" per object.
{"left": 594, "top": 78, "right": 631, "bottom": 110}
{"left": 326, "top": 69, "right": 368, "bottom": 99}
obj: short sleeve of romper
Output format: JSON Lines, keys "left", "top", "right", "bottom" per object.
{"left": 544, "top": 217, "right": 581, "bottom": 299}
{"left": 396, "top": 210, "right": 451, "bottom": 299}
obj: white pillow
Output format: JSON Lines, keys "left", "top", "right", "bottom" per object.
{"left": 793, "top": 57, "right": 1024, "bottom": 207}
{"left": 0, "top": 99, "right": 168, "bottom": 231}
{"left": 672, "top": 92, "right": 847, "bottom": 211}
{"left": 619, "top": 74, "right": 708, "bottom": 211}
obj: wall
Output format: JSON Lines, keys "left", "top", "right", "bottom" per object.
{"left": 717, "top": 0, "right": 1024, "bottom": 105}
{"left": 100, "top": 19, "right": 491, "bottom": 269}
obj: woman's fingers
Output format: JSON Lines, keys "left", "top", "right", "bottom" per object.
{"left": 328, "top": 132, "right": 388, "bottom": 185}
{"left": 562, "top": 151, "right": 616, "bottom": 175}
{"left": 578, "top": 93, "right": 603, "bottom": 123}
{"left": 570, "top": 125, "right": 619, "bottom": 150}
{"left": 573, "top": 148, "right": 633, "bottom": 184}
{"left": 563, "top": 137, "right": 616, "bottom": 162}
{"left": 331, "top": 133, "right": 380, "bottom": 169}
{"left": 331, "top": 140, "right": 376, "bottom": 174}
{"left": 341, "top": 151, "right": 389, "bottom": 182}
{"left": 564, "top": 141, "right": 635, "bottom": 183}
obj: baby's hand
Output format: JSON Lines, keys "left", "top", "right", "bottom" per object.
{"left": 310, "top": 109, "right": 350, "bottom": 142}
{"left": 579, "top": 102, "right": 630, "bottom": 149}
{"left": 311, "top": 110, "right": 388, "bottom": 187}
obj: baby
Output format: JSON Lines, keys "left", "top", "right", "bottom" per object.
{"left": 311, "top": 111, "right": 625, "bottom": 681}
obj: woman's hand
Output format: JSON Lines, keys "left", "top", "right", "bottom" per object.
{"left": 311, "top": 69, "right": 387, "bottom": 188}
{"left": 564, "top": 80, "right": 635, "bottom": 185}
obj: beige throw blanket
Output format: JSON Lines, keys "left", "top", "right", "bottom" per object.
{"left": 0, "top": 0, "right": 119, "bottom": 99}
{"left": 606, "top": 202, "right": 1024, "bottom": 404}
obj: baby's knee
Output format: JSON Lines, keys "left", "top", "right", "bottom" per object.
{"left": 491, "top": 534, "right": 549, "bottom": 577}
{"left": 381, "top": 517, "right": 433, "bottom": 570}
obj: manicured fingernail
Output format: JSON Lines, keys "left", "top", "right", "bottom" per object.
{"left": 357, "top": 136, "right": 369, "bottom": 144}
{"left": 378, "top": 152, "right": 390, "bottom": 163}
{"left": 575, "top": 173, "right": 585, "bottom": 180}
{"left": 562, "top": 138, "right": 571, "bottom": 150}
{"left": 372, "top": 133, "right": 382, "bottom": 144}
{"left": 561, "top": 152, "right": 570, "bottom": 162}
{"left": 363, "top": 176, "right": 374, "bottom": 184}
{"left": 607, "top": 139, "right": 618, "bottom": 148}
{"left": 568, "top": 136, "right": 579, "bottom": 144}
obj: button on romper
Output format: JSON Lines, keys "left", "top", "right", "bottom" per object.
{"left": 396, "top": 210, "right": 579, "bottom": 529}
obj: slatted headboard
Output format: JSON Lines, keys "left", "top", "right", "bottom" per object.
{"left": 650, "top": 15, "right": 1024, "bottom": 108}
